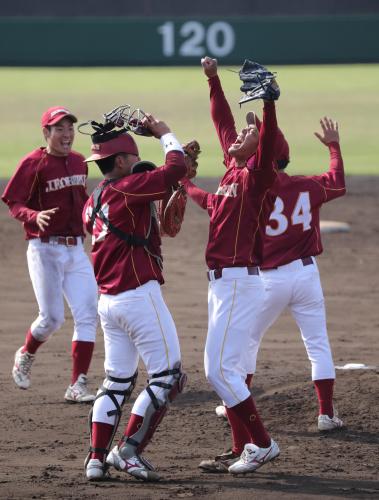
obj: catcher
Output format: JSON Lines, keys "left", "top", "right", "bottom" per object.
{"left": 80, "top": 105, "right": 198, "bottom": 481}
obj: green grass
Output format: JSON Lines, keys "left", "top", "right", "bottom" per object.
{"left": 0, "top": 65, "right": 378, "bottom": 178}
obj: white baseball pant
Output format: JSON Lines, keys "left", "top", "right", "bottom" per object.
{"left": 26, "top": 238, "right": 98, "bottom": 342}
{"left": 204, "top": 267, "right": 265, "bottom": 408}
{"left": 246, "top": 257, "right": 336, "bottom": 380}
{"left": 92, "top": 280, "right": 181, "bottom": 424}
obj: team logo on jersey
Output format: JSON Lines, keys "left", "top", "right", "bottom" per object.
{"left": 45, "top": 174, "right": 87, "bottom": 192}
{"left": 216, "top": 183, "right": 238, "bottom": 198}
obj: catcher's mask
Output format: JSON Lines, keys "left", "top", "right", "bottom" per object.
{"left": 79, "top": 104, "right": 152, "bottom": 162}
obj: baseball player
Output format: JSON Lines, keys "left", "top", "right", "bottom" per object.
{"left": 187, "top": 117, "right": 345, "bottom": 470}
{"left": 82, "top": 112, "right": 187, "bottom": 481}
{"left": 246, "top": 116, "right": 346, "bottom": 430}
{"left": 181, "top": 56, "right": 281, "bottom": 475}
{"left": 2, "top": 107, "right": 98, "bottom": 403}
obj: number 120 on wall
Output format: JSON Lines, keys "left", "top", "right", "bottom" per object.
{"left": 157, "top": 21, "right": 235, "bottom": 57}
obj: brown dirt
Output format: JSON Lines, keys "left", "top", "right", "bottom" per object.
{"left": 0, "top": 177, "right": 378, "bottom": 500}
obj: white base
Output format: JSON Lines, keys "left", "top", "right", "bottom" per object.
{"left": 320, "top": 220, "right": 350, "bottom": 234}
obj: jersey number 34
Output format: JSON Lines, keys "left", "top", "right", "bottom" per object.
{"left": 266, "top": 192, "right": 312, "bottom": 237}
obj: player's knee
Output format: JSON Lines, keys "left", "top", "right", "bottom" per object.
{"left": 205, "top": 364, "right": 222, "bottom": 388}
{"left": 73, "top": 318, "right": 98, "bottom": 342}
{"left": 148, "top": 362, "right": 187, "bottom": 406}
{"left": 48, "top": 315, "right": 65, "bottom": 332}
{"left": 72, "top": 304, "right": 98, "bottom": 327}
{"left": 92, "top": 371, "right": 138, "bottom": 425}
{"left": 33, "top": 314, "right": 65, "bottom": 339}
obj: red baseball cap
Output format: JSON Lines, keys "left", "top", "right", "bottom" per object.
{"left": 85, "top": 133, "right": 139, "bottom": 162}
{"left": 41, "top": 106, "right": 78, "bottom": 128}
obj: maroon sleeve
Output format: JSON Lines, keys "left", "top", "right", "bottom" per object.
{"left": 83, "top": 161, "right": 90, "bottom": 198}
{"left": 82, "top": 196, "right": 94, "bottom": 235}
{"left": 208, "top": 76, "right": 238, "bottom": 167}
{"left": 1, "top": 157, "right": 40, "bottom": 224}
{"left": 251, "top": 101, "right": 278, "bottom": 189}
{"left": 181, "top": 178, "right": 209, "bottom": 210}
{"left": 308, "top": 142, "right": 346, "bottom": 204}
{"left": 255, "top": 115, "right": 289, "bottom": 165}
{"left": 160, "top": 151, "right": 187, "bottom": 187}
{"left": 6, "top": 202, "right": 38, "bottom": 224}
{"left": 113, "top": 151, "right": 186, "bottom": 203}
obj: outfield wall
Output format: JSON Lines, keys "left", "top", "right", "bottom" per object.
{"left": 0, "top": 15, "right": 378, "bottom": 65}
{"left": 2, "top": 0, "right": 379, "bottom": 16}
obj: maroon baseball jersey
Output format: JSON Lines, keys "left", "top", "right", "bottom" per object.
{"left": 183, "top": 75, "right": 278, "bottom": 269}
{"left": 261, "top": 142, "right": 345, "bottom": 268}
{"left": 83, "top": 151, "right": 186, "bottom": 295}
{"left": 2, "top": 147, "right": 88, "bottom": 239}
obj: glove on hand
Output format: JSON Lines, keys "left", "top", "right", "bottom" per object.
{"left": 239, "top": 60, "right": 280, "bottom": 104}
{"left": 183, "top": 140, "right": 201, "bottom": 180}
{"left": 158, "top": 140, "right": 201, "bottom": 237}
{"left": 159, "top": 187, "right": 187, "bottom": 238}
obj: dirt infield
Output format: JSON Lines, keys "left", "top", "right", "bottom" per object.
{"left": 0, "top": 177, "right": 378, "bottom": 500}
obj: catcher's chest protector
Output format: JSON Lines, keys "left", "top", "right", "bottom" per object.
{"left": 90, "top": 179, "right": 162, "bottom": 268}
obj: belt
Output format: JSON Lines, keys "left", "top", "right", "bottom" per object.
{"left": 264, "top": 256, "right": 314, "bottom": 270}
{"left": 40, "top": 236, "right": 80, "bottom": 247}
{"left": 301, "top": 256, "right": 313, "bottom": 266}
{"left": 207, "top": 266, "right": 259, "bottom": 281}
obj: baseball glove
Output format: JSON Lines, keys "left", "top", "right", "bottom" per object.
{"left": 183, "top": 140, "right": 201, "bottom": 180}
{"left": 158, "top": 140, "right": 201, "bottom": 237}
{"left": 238, "top": 60, "right": 280, "bottom": 105}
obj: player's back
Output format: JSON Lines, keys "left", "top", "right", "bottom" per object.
{"left": 261, "top": 173, "right": 326, "bottom": 269}
{"left": 84, "top": 175, "right": 164, "bottom": 295}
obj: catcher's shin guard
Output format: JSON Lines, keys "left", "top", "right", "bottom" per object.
{"left": 85, "top": 371, "right": 138, "bottom": 467}
{"left": 120, "top": 364, "right": 187, "bottom": 456}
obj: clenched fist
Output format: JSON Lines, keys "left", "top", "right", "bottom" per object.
{"left": 201, "top": 56, "right": 218, "bottom": 78}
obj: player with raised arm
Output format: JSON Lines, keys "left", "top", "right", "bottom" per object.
{"left": 81, "top": 109, "right": 188, "bottom": 481}
{"left": 182, "top": 56, "right": 282, "bottom": 474}
{"left": 246, "top": 116, "right": 346, "bottom": 431}
{"left": 187, "top": 115, "right": 346, "bottom": 464}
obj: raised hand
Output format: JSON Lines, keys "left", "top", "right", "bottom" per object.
{"left": 141, "top": 113, "right": 171, "bottom": 139}
{"left": 201, "top": 56, "right": 218, "bottom": 78}
{"left": 246, "top": 111, "right": 257, "bottom": 126}
{"left": 314, "top": 117, "right": 339, "bottom": 145}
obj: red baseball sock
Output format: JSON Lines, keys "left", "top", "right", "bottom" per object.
{"left": 22, "top": 329, "right": 44, "bottom": 354}
{"left": 226, "top": 407, "right": 252, "bottom": 454}
{"left": 71, "top": 340, "right": 95, "bottom": 384}
{"left": 119, "top": 413, "right": 144, "bottom": 447}
{"left": 245, "top": 373, "right": 253, "bottom": 389}
{"left": 90, "top": 422, "right": 114, "bottom": 461}
{"left": 314, "top": 379, "right": 335, "bottom": 418}
{"left": 227, "top": 396, "right": 271, "bottom": 448}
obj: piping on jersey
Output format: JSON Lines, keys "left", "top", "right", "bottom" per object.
{"left": 308, "top": 177, "right": 345, "bottom": 203}
{"left": 315, "top": 225, "right": 321, "bottom": 254}
{"left": 130, "top": 248, "right": 142, "bottom": 287}
{"left": 123, "top": 197, "right": 136, "bottom": 230}
{"left": 30, "top": 153, "right": 48, "bottom": 211}
{"left": 233, "top": 172, "right": 246, "bottom": 265}
{"left": 110, "top": 184, "right": 167, "bottom": 199}
{"left": 147, "top": 253, "right": 159, "bottom": 280}
{"left": 250, "top": 187, "right": 270, "bottom": 264}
